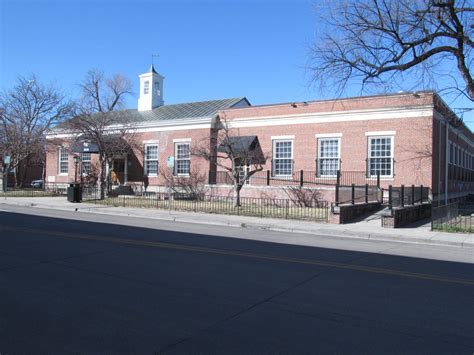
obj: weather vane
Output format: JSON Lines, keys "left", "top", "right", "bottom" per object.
{"left": 151, "top": 54, "right": 160, "bottom": 66}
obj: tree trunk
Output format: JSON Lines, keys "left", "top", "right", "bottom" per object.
{"left": 234, "top": 184, "right": 242, "bottom": 207}
{"left": 19, "top": 158, "right": 29, "bottom": 188}
{"left": 99, "top": 155, "right": 106, "bottom": 200}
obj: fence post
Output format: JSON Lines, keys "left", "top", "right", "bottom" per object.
{"left": 285, "top": 199, "right": 289, "bottom": 219}
{"left": 401, "top": 184, "right": 405, "bottom": 207}
{"left": 351, "top": 184, "right": 355, "bottom": 205}
{"left": 336, "top": 170, "right": 341, "bottom": 185}
{"left": 266, "top": 170, "right": 270, "bottom": 186}
{"left": 123, "top": 196, "right": 125, "bottom": 207}
{"left": 365, "top": 184, "right": 369, "bottom": 203}
{"left": 300, "top": 170, "right": 304, "bottom": 187}
{"left": 420, "top": 185, "right": 424, "bottom": 203}
{"left": 388, "top": 185, "right": 393, "bottom": 209}
{"left": 411, "top": 184, "right": 415, "bottom": 205}
{"left": 335, "top": 184, "right": 340, "bottom": 206}
{"left": 377, "top": 172, "right": 380, "bottom": 188}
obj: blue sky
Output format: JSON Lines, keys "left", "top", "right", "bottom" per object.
{"left": 1, "top": 0, "right": 472, "bottom": 129}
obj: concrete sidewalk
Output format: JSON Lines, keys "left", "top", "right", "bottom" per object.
{"left": 1, "top": 196, "right": 473, "bottom": 248}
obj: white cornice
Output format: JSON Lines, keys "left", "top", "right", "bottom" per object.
{"left": 434, "top": 110, "right": 474, "bottom": 148}
{"left": 227, "top": 106, "right": 434, "bottom": 129}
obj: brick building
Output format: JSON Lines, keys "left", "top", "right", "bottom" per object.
{"left": 45, "top": 66, "right": 474, "bottom": 204}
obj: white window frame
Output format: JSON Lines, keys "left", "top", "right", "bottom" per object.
{"left": 272, "top": 139, "right": 293, "bottom": 177}
{"left": 317, "top": 137, "right": 341, "bottom": 177}
{"left": 238, "top": 164, "right": 252, "bottom": 185}
{"left": 144, "top": 144, "right": 158, "bottom": 176}
{"left": 80, "top": 152, "right": 92, "bottom": 175}
{"left": 174, "top": 142, "right": 191, "bottom": 176}
{"left": 58, "top": 148, "right": 68, "bottom": 175}
{"left": 368, "top": 136, "right": 394, "bottom": 178}
{"left": 144, "top": 80, "right": 150, "bottom": 95}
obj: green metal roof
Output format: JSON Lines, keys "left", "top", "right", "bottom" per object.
{"left": 127, "top": 97, "right": 249, "bottom": 123}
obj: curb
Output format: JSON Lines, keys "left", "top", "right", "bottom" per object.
{"left": 2, "top": 201, "right": 473, "bottom": 249}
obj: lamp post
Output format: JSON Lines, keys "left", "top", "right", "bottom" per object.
{"left": 73, "top": 155, "right": 79, "bottom": 184}
{"left": 3, "top": 155, "right": 11, "bottom": 193}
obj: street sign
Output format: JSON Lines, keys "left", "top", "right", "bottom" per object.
{"left": 3, "top": 155, "right": 11, "bottom": 165}
{"left": 167, "top": 156, "right": 174, "bottom": 167}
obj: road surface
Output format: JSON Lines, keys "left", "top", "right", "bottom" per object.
{"left": 0, "top": 206, "right": 473, "bottom": 354}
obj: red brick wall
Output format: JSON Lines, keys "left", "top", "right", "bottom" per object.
{"left": 44, "top": 92, "right": 473, "bottom": 202}
{"left": 215, "top": 116, "right": 433, "bottom": 190}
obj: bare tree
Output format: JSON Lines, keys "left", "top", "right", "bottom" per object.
{"left": 160, "top": 166, "right": 209, "bottom": 200}
{"left": 0, "top": 76, "right": 73, "bottom": 187}
{"left": 193, "top": 119, "right": 267, "bottom": 206}
{"left": 66, "top": 70, "right": 136, "bottom": 199}
{"left": 309, "top": 0, "right": 473, "bottom": 101}
{"left": 283, "top": 186, "right": 323, "bottom": 207}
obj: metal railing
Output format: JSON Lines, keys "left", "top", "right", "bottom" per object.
{"left": 209, "top": 170, "right": 380, "bottom": 188}
{"left": 86, "top": 191, "right": 329, "bottom": 222}
{"left": 0, "top": 182, "right": 69, "bottom": 197}
{"left": 432, "top": 202, "right": 473, "bottom": 232}
{"left": 382, "top": 185, "right": 430, "bottom": 209}
{"left": 335, "top": 184, "right": 382, "bottom": 206}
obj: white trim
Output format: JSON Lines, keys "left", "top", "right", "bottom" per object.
{"left": 144, "top": 143, "right": 159, "bottom": 176}
{"left": 174, "top": 142, "right": 191, "bottom": 176}
{"left": 58, "top": 148, "right": 68, "bottom": 175}
{"left": 173, "top": 138, "right": 192, "bottom": 143}
{"left": 143, "top": 140, "right": 159, "bottom": 144}
{"left": 434, "top": 110, "right": 474, "bottom": 149}
{"left": 367, "top": 135, "right": 395, "bottom": 178}
{"left": 228, "top": 107, "right": 433, "bottom": 129}
{"left": 272, "top": 138, "right": 294, "bottom": 177}
{"left": 315, "top": 133, "right": 342, "bottom": 138}
{"left": 317, "top": 137, "right": 341, "bottom": 177}
{"left": 135, "top": 122, "right": 211, "bottom": 133}
{"left": 271, "top": 135, "right": 295, "bottom": 140}
{"left": 365, "top": 130, "right": 396, "bottom": 136}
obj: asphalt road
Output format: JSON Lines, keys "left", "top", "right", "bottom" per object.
{"left": 0, "top": 208, "right": 473, "bottom": 354}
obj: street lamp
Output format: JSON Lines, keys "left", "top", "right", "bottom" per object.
{"left": 2, "top": 155, "right": 11, "bottom": 193}
{"left": 73, "top": 155, "right": 79, "bottom": 183}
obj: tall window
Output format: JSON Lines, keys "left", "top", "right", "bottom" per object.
{"left": 238, "top": 164, "right": 251, "bottom": 185}
{"left": 175, "top": 143, "right": 190, "bottom": 175}
{"left": 144, "top": 80, "right": 150, "bottom": 95}
{"left": 272, "top": 140, "right": 293, "bottom": 176}
{"left": 59, "top": 148, "right": 68, "bottom": 174}
{"left": 318, "top": 138, "right": 340, "bottom": 176}
{"left": 449, "top": 142, "right": 454, "bottom": 164}
{"left": 80, "top": 152, "right": 91, "bottom": 175}
{"left": 368, "top": 136, "right": 393, "bottom": 177}
{"left": 144, "top": 144, "right": 158, "bottom": 175}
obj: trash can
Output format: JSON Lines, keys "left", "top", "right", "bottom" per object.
{"left": 67, "top": 183, "right": 82, "bottom": 202}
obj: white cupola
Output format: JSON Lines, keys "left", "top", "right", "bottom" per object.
{"left": 138, "top": 65, "right": 164, "bottom": 111}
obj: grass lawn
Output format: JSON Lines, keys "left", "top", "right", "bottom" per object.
{"left": 86, "top": 196, "right": 328, "bottom": 222}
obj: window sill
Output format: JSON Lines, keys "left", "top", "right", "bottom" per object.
{"left": 145, "top": 174, "right": 158, "bottom": 177}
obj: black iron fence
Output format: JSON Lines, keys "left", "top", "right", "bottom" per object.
{"left": 209, "top": 170, "right": 380, "bottom": 188}
{"left": 432, "top": 202, "right": 473, "bottom": 232}
{"left": 335, "top": 184, "right": 381, "bottom": 205}
{"left": 86, "top": 191, "right": 329, "bottom": 222}
{"left": 0, "top": 183, "right": 68, "bottom": 197}
{"left": 382, "top": 185, "right": 430, "bottom": 209}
